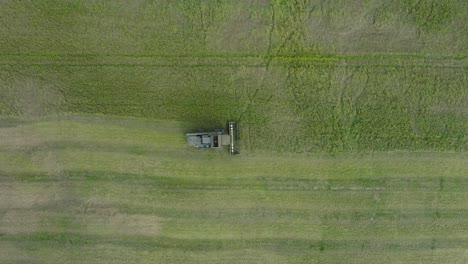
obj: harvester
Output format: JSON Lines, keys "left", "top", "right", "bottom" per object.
{"left": 186, "top": 121, "right": 239, "bottom": 155}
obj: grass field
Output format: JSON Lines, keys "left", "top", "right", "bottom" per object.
{"left": 0, "top": 0, "right": 467, "bottom": 263}
{"left": 1, "top": 0, "right": 466, "bottom": 152}
{"left": 1, "top": 115, "right": 467, "bottom": 263}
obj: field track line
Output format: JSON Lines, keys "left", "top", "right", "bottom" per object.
{"left": 0, "top": 53, "right": 465, "bottom": 68}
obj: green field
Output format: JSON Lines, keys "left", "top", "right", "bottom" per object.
{"left": 0, "top": 0, "right": 467, "bottom": 263}
{"left": 1, "top": 115, "right": 467, "bottom": 263}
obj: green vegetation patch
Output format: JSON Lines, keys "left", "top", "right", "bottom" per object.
{"left": 1, "top": 0, "right": 467, "bottom": 152}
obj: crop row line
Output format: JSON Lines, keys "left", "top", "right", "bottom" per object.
{"left": 0, "top": 52, "right": 465, "bottom": 60}
{"left": 0, "top": 62, "right": 464, "bottom": 69}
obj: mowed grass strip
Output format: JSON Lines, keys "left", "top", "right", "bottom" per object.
{"left": 1, "top": 115, "right": 467, "bottom": 263}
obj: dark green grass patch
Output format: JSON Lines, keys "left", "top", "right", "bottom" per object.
{"left": 1, "top": 0, "right": 467, "bottom": 152}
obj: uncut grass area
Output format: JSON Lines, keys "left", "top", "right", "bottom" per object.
{"left": 1, "top": 0, "right": 467, "bottom": 152}
{"left": 0, "top": 115, "right": 467, "bottom": 263}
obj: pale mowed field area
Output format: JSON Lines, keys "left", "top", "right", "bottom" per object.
{"left": 0, "top": 0, "right": 467, "bottom": 263}
{"left": 0, "top": 115, "right": 467, "bottom": 263}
